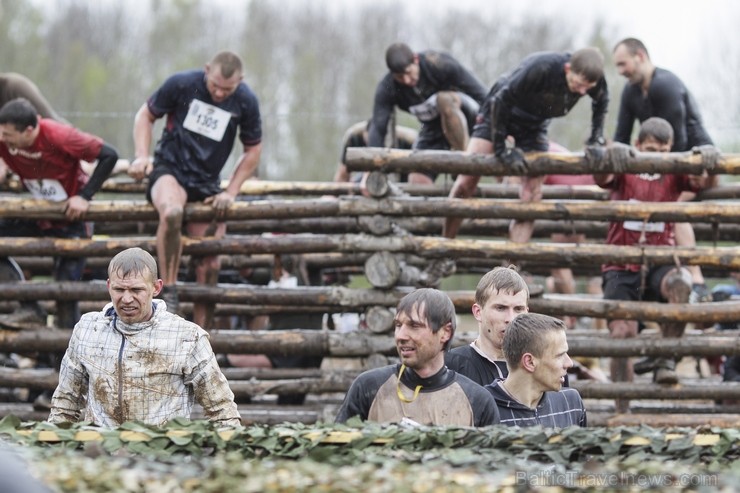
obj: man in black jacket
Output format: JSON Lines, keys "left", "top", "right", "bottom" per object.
{"left": 436, "top": 48, "right": 608, "bottom": 286}
{"left": 369, "top": 42, "right": 486, "bottom": 186}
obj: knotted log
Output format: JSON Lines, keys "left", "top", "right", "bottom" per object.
{"left": 0, "top": 236, "right": 737, "bottom": 269}
{"left": 1, "top": 196, "right": 739, "bottom": 224}
{"left": 2, "top": 329, "right": 739, "bottom": 356}
{"left": 345, "top": 147, "right": 740, "bottom": 176}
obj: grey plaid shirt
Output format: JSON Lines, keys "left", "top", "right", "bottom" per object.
{"left": 49, "top": 300, "right": 241, "bottom": 427}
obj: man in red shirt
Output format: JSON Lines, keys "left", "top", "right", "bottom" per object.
{"left": 596, "top": 117, "right": 715, "bottom": 410}
{"left": 0, "top": 97, "right": 119, "bottom": 329}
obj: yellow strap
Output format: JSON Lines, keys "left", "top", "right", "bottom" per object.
{"left": 396, "top": 364, "right": 423, "bottom": 403}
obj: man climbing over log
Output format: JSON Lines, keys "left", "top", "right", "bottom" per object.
{"left": 0, "top": 98, "right": 119, "bottom": 330}
{"left": 368, "top": 42, "right": 486, "bottom": 188}
{"left": 128, "top": 51, "right": 262, "bottom": 330}
{"left": 596, "top": 117, "right": 717, "bottom": 411}
{"left": 432, "top": 47, "right": 609, "bottom": 288}
{"left": 485, "top": 313, "right": 587, "bottom": 427}
{"left": 335, "top": 288, "right": 499, "bottom": 426}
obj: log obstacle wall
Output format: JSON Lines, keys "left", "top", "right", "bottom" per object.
{"left": 1, "top": 148, "right": 740, "bottom": 424}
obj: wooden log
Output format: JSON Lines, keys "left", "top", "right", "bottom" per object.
{"left": 364, "top": 306, "right": 396, "bottom": 334}
{"left": 4, "top": 365, "right": 739, "bottom": 401}
{"left": 364, "top": 171, "right": 390, "bottom": 198}
{"left": 571, "top": 381, "right": 740, "bottom": 400}
{"left": 2, "top": 329, "right": 739, "bottom": 357}
{"left": 0, "top": 235, "right": 737, "bottom": 269}
{"left": 357, "top": 215, "right": 393, "bottom": 235}
{"left": 74, "top": 217, "right": 740, "bottom": 243}
{"left": 591, "top": 413, "right": 740, "bottom": 428}
{"left": 9, "top": 175, "right": 740, "bottom": 201}
{"left": 2, "top": 196, "right": 740, "bottom": 224}
{"left": 1, "top": 283, "right": 739, "bottom": 323}
{"left": 345, "top": 147, "right": 740, "bottom": 176}
{"left": 364, "top": 251, "right": 401, "bottom": 288}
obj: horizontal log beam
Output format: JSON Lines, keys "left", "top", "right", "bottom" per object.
{"left": 1, "top": 196, "right": 739, "bottom": 224}
{"left": 8, "top": 176, "right": 740, "bottom": 201}
{"left": 86, "top": 217, "right": 740, "bottom": 243}
{"left": 1, "top": 328, "right": 738, "bottom": 356}
{"left": 0, "top": 235, "right": 737, "bottom": 269}
{"left": 3, "top": 366, "right": 739, "bottom": 402}
{"left": 1, "top": 283, "right": 739, "bottom": 323}
{"left": 572, "top": 381, "right": 740, "bottom": 400}
{"left": 346, "top": 147, "right": 740, "bottom": 176}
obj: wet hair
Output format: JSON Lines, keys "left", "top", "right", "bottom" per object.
{"left": 385, "top": 43, "right": 415, "bottom": 74}
{"left": 0, "top": 98, "right": 39, "bottom": 131}
{"left": 210, "top": 51, "right": 243, "bottom": 79}
{"left": 637, "top": 117, "right": 674, "bottom": 145}
{"left": 613, "top": 37, "right": 650, "bottom": 59}
{"left": 475, "top": 266, "right": 529, "bottom": 307}
{"left": 569, "top": 47, "right": 604, "bottom": 83}
{"left": 502, "top": 313, "right": 566, "bottom": 369}
{"left": 108, "top": 247, "right": 159, "bottom": 283}
{"left": 396, "top": 288, "right": 456, "bottom": 350}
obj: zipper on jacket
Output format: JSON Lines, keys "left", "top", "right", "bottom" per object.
{"left": 116, "top": 324, "right": 126, "bottom": 421}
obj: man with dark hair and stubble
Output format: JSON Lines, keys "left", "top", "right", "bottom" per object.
{"left": 336, "top": 288, "right": 499, "bottom": 427}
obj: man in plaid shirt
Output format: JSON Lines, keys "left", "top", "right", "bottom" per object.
{"left": 48, "top": 247, "right": 240, "bottom": 427}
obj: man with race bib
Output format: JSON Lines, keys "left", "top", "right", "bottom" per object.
{"left": 128, "top": 51, "right": 262, "bottom": 329}
{"left": 0, "top": 97, "right": 119, "bottom": 329}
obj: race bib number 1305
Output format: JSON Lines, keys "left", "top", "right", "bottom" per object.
{"left": 183, "top": 99, "right": 232, "bottom": 142}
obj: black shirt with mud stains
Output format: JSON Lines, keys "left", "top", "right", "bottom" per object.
{"left": 613, "top": 67, "right": 713, "bottom": 152}
{"left": 487, "top": 51, "right": 609, "bottom": 155}
{"left": 368, "top": 51, "right": 486, "bottom": 147}
{"left": 335, "top": 363, "right": 500, "bottom": 426}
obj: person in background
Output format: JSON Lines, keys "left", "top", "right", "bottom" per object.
{"left": 612, "top": 37, "right": 720, "bottom": 305}
{"left": 369, "top": 42, "right": 486, "bottom": 188}
{"left": 445, "top": 266, "right": 529, "bottom": 385}
{"left": 0, "top": 98, "right": 119, "bottom": 330}
{"left": 48, "top": 247, "right": 241, "bottom": 427}
{"left": 128, "top": 51, "right": 262, "bottom": 330}
{"left": 336, "top": 288, "right": 499, "bottom": 426}
{"left": 435, "top": 47, "right": 609, "bottom": 287}
{"left": 596, "top": 117, "right": 716, "bottom": 413}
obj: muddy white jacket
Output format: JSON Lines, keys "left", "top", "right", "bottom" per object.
{"left": 48, "top": 300, "right": 241, "bottom": 427}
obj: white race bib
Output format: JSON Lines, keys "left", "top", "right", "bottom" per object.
{"left": 409, "top": 94, "right": 439, "bottom": 122}
{"left": 183, "top": 99, "right": 232, "bottom": 141}
{"left": 23, "top": 178, "right": 68, "bottom": 201}
{"left": 623, "top": 220, "right": 665, "bottom": 233}
{"left": 623, "top": 199, "right": 664, "bottom": 233}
